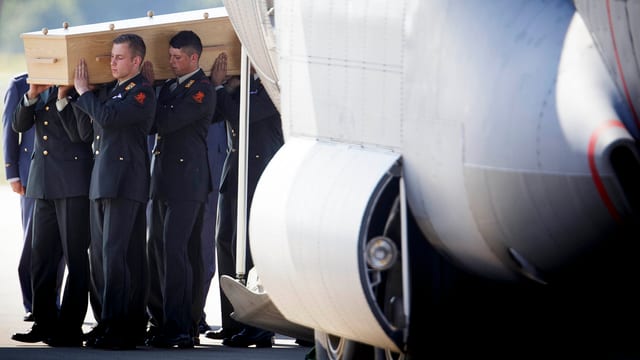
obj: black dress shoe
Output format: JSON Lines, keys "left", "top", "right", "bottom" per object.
{"left": 47, "top": 334, "right": 83, "bottom": 347}
{"left": 222, "top": 327, "right": 274, "bottom": 348}
{"left": 204, "top": 327, "right": 240, "bottom": 340}
{"left": 148, "top": 333, "right": 194, "bottom": 349}
{"left": 91, "top": 334, "right": 136, "bottom": 350}
{"left": 143, "top": 325, "right": 161, "bottom": 346}
{"left": 82, "top": 323, "right": 106, "bottom": 347}
{"left": 198, "top": 319, "right": 210, "bottom": 334}
{"left": 47, "top": 327, "right": 84, "bottom": 348}
{"left": 23, "top": 312, "right": 34, "bottom": 322}
{"left": 11, "top": 324, "right": 50, "bottom": 343}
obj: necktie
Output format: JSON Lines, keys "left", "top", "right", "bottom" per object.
{"left": 170, "top": 79, "right": 178, "bottom": 92}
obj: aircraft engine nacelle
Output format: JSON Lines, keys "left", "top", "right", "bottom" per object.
{"left": 250, "top": 138, "right": 405, "bottom": 351}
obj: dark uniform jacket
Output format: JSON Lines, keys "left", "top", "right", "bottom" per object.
{"left": 73, "top": 73, "right": 156, "bottom": 204}
{"left": 12, "top": 87, "right": 93, "bottom": 199}
{"left": 214, "top": 76, "right": 284, "bottom": 194}
{"left": 3, "top": 73, "right": 33, "bottom": 184}
{"left": 150, "top": 69, "right": 215, "bottom": 202}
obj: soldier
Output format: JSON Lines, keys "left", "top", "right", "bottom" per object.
{"left": 10, "top": 82, "right": 93, "bottom": 347}
{"left": 2, "top": 73, "right": 66, "bottom": 323}
{"left": 198, "top": 119, "right": 227, "bottom": 334}
{"left": 2, "top": 73, "right": 36, "bottom": 322}
{"left": 72, "top": 33, "right": 156, "bottom": 350}
{"left": 144, "top": 30, "right": 215, "bottom": 348}
{"left": 204, "top": 53, "right": 284, "bottom": 347}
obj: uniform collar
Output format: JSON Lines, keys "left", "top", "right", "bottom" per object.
{"left": 115, "top": 72, "right": 141, "bottom": 89}
{"left": 176, "top": 68, "right": 201, "bottom": 85}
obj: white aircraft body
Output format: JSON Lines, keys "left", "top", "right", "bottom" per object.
{"left": 220, "top": 0, "right": 640, "bottom": 358}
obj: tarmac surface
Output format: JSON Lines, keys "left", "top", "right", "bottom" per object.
{"left": 0, "top": 185, "right": 310, "bottom": 359}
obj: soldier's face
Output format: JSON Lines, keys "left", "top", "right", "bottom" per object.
{"left": 168, "top": 47, "right": 196, "bottom": 77}
{"left": 111, "top": 43, "right": 140, "bottom": 82}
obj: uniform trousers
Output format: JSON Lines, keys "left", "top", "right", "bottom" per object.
{"left": 20, "top": 195, "right": 65, "bottom": 314}
{"left": 89, "top": 198, "right": 148, "bottom": 339}
{"left": 199, "top": 190, "right": 219, "bottom": 325}
{"left": 215, "top": 182, "right": 258, "bottom": 333}
{"left": 31, "top": 197, "right": 90, "bottom": 336}
{"left": 18, "top": 195, "right": 35, "bottom": 313}
{"left": 147, "top": 199, "right": 205, "bottom": 337}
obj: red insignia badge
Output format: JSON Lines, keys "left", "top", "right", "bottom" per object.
{"left": 135, "top": 92, "right": 146, "bottom": 104}
{"left": 192, "top": 91, "right": 205, "bottom": 104}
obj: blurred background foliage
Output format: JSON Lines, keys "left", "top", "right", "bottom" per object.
{"left": 0, "top": 0, "right": 224, "bottom": 53}
{"left": 0, "top": 0, "right": 225, "bottom": 184}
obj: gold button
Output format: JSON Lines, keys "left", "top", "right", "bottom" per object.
{"left": 24, "top": 148, "right": 28, "bottom": 152}
{"left": 179, "top": 158, "right": 184, "bottom": 162}
{"left": 5, "top": 163, "right": 10, "bottom": 168}
{"left": 95, "top": 150, "right": 100, "bottom": 155}
{"left": 154, "top": 151, "right": 160, "bottom": 155}
{"left": 157, "top": 135, "right": 162, "bottom": 140}
{"left": 43, "top": 135, "right": 48, "bottom": 141}
{"left": 119, "top": 157, "right": 124, "bottom": 161}
{"left": 231, "top": 148, "right": 237, "bottom": 152}
{"left": 74, "top": 156, "right": 78, "bottom": 160}
{"left": 43, "top": 121, "right": 49, "bottom": 126}
{"left": 43, "top": 150, "right": 48, "bottom": 155}
{"left": 45, "top": 106, "right": 50, "bottom": 111}
{"left": 255, "top": 154, "right": 260, "bottom": 158}
{"left": 96, "top": 135, "right": 100, "bottom": 140}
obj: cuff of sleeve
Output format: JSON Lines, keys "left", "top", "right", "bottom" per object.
{"left": 23, "top": 94, "right": 38, "bottom": 107}
{"left": 56, "top": 97, "right": 69, "bottom": 111}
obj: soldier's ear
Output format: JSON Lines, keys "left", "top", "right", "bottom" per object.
{"left": 133, "top": 55, "right": 143, "bottom": 68}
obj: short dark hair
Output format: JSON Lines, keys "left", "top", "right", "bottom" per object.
{"left": 169, "top": 30, "right": 203, "bottom": 57}
{"left": 113, "top": 33, "right": 146, "bottom": 60}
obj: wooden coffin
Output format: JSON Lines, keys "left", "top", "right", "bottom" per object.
{"left": 21, "top": 7, "right": 241, "bottom": 85}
